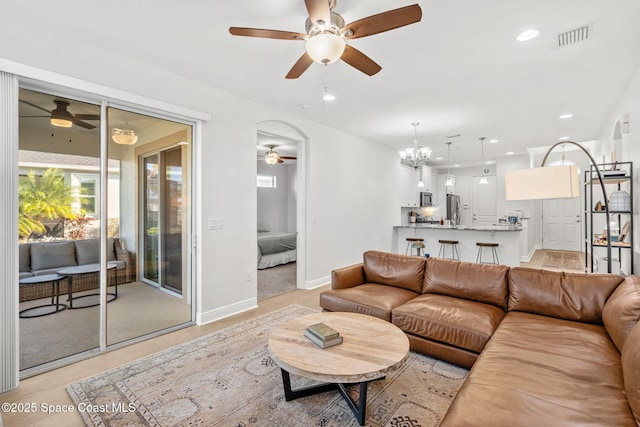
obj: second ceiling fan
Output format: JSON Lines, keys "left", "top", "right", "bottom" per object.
{"left": 229, "top": 0, "right": 422, "bottom": 79}
{"left": 262, "top": 145, "right": 297, "bottom": 164}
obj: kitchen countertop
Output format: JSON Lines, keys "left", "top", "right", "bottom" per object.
{"left": 394, "top": 224, "right": 523, "bottom": 231}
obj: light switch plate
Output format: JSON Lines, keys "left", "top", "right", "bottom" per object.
{"left": 208, "top": 218, "right": 223, "bottom": 230}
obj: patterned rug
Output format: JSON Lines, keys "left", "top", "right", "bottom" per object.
{"left": 541, "top": 251, "right": 584, "bottom": 271}
{"left": 67, "top": 304, "right": 468, "bottom": 427}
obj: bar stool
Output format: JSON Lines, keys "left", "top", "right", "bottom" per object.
{"left": 405, "top": 238, "right": 425, "bottom": 256}
{"left": 476, "top": 242, "right": 500, "bottom": 264}
{"left": 438, "top": 240, "right": 459, "bottom": 260}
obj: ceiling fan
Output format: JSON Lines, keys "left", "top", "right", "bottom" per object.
{"left": 19, "top": 99, "right": 100, "bottom": 129}
{"left": 261, "top": 145, "right": 297, "bottom": 164}
{"left": 229, "top": 0, "right": 422, "bottom": 79}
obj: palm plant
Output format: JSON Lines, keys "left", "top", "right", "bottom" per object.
{"left": 18, "top": 168, "right": 77, "bottom": 238}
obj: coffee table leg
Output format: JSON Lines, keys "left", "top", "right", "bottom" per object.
{"left": 337, "top": 382, "right": 369, "bottom": 426}
{"left": 280, "top": 369, "right": 337, "bottom": 401}
{"left": 279, "top": 369, "right": 382, "bottom": 426}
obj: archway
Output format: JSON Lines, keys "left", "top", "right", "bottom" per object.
{"left": 256, "top": 120, "right": 309, "bottom": 293}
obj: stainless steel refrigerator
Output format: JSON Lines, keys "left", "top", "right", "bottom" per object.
{"left": 446, "top": 194, "right": 460, "bottom": 223}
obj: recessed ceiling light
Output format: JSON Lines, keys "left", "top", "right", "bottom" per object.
{"left": 559, "top": 113, "right": 573, "bottom": 119}
{"left": 322, "top": 93, "right": 336, "bottom": 102}
{"left": 486, "top": 160, "right": 495, "bottom": 164}
{"left": 517, "top": 29, "right": 540, "bottom": 41}
{"left": 454, "top": 164, "right": 460, "bottom": 168}
{"left": 489, "top": 139, "right": 499, "bottom": 143}
{"left": 506, "top": 151, "right": 514, "bottom": 155}
{"left": 435, "top": 157, "right": 443, "bottom": 160}
{"left": 558, "top": 136, "right": 571, "bottom": 140}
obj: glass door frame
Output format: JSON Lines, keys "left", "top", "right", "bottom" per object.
{"left": 16, "top": 78, "right": 199, "bottom": 377}
{"left": 138, "top": 143, "right": 190, "bottom": 299}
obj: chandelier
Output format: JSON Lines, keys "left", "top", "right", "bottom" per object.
{"left": 399, "top": 122, "right": 432, "bottom": 169}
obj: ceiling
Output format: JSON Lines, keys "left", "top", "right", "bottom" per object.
{"left": 6, "top": 0, "right": 640, "bottom": 168}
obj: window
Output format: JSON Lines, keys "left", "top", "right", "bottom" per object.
{"left": 257, "top": 174, "right": 276, "bottom": 188}
{"left": 76, "top": 175, "right": 99, "bottom": 216}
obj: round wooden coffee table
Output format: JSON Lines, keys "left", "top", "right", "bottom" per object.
{"left": 269, "top": 312, "right": 409, "bottom": 425}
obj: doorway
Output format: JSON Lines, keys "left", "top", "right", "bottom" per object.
{"left": 472, "top": 175, "right": 497, "bottom": 225}
{"left": 542, "top": 198, "right": 582, "bottom": 251}
{"left": 256, "top": 131, "right": 299, "bottom": 300}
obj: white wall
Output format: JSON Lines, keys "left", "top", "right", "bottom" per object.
{"left": 257, "top": 161, "right": 295, "bottom": 233}
{"left": 0, "top": 26, "right": 400, "bottom": 325}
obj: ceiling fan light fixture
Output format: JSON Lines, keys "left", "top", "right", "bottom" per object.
{"left": 305, "top": 33, "right": 345, "bottom": 65}
{"left": 112, "top": 128, "right": 138, "bottom": 145}
{"left": 264, "top": 150, "right": 280, "bottom": 165}
{"left": 50, "top": 101, "right": 74, "bottom": 128}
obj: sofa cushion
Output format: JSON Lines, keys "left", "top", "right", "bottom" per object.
{"left": 622, "top": 321, "right": 640, "bottom": 425}
{"left": 423, "top": 258, "right": 509, "bottom": 309}
{"left": 441, "top": 311, "right": 635, "bottom": 426}
{"left": 30, "top": 241, "right": 77, "bottom": 271}
{"left": 19, "top": 243, "right": 30, "bottom": 272}
{"left": 320, "top": 283, "right": 418, "bottom": 322}
{"left": 603, "top": 276, "right": 640, "bottom": 353}
{"left": 392, "top": 294, "right": 506, "bottom": 353}
{"left": 508, "top": 267, "right": 623, "bottom": 324}
{"left": 362, "top": 250, "right": 425, "bottom": 294}
{"left": 75, "top": 238, "right": 116, "bottom": 265}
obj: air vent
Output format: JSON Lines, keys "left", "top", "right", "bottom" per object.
{"left": 556, "top": 23, "right": 593, "bottom": 48}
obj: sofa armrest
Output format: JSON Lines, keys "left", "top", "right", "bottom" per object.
{"left": 331, "top": 263, "right": 365, "bottom": 289}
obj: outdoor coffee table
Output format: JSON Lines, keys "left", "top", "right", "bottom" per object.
{"left": 268, "top": 311, "right": 410, "bottom": 426}
{"left": 18, "top": 274, "right": 67, "bottom": 318}
{"left": 57, "top": 262, "right": 118, "bottom": 309}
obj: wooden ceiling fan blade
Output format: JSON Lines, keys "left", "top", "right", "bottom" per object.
{"left": 229, "top": 27, "right": 305, "bottom": 41}
{"left": 279, "top": 156, "right": 297, "bottom": 160}
{"left": 341, "top": 45, "right": 382, "bottom": 76}
{"left": 73, "top": 119, "right": 96, "bottom": 129}
{"left": 74, "top": 114, "right": 100, "bottom": 121}
{"left": 343, "top": 4, "right": 422, "bottom": 39}
{"left": 19, "top": 99, "right": 52, "bottom": 114}
{"left": 305, "top": 0, "right": 331, "bottom": 26}
{"left": 285, "top": 53, "right": 314, "bottom": 79}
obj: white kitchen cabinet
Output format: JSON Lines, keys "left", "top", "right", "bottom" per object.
{"left": 399, "top": 165, "right": 420, "bottom": 207}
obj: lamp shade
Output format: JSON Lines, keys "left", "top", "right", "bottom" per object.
{"left": 505, "top": 165, "right": 579, "bottom": 200}
{"left": 305, "top": 33, "right": 346, "bottom": 65}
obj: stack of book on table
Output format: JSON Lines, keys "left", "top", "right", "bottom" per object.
{"left": 304, "top": 322, "right": 343, "bottom": 349}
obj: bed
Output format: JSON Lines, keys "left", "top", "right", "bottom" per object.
{"left": 257, "top": 231, "right": 297, "bottom": 269}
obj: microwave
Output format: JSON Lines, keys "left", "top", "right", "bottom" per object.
{"left": 420, "top": 192, "right": 433, "bottom": 207}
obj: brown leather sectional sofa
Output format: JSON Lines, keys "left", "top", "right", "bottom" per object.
{"left": 320, "top": 250, "right": 640, "bottom": 426}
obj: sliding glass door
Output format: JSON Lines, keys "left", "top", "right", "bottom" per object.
{"left": 106, "top": 106, "right": 192, "bottom": 346}
{"left": 17, "top": 86, "right": 195, "bottom": 372}
{"left": 18, "top": 88, "right": 102, "bottom": 370}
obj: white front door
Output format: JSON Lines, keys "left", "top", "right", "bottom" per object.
{"left": 472, "top": 175, "right": 497, "bottom": 225}
{"left": 543, "top": 198, "right": 581, "bottom": 250}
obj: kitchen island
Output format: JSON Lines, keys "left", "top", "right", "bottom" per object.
{"left": 394, "top": 224, "right": 523, "bottom": 266}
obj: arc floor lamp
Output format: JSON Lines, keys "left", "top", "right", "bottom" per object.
{"left": 505, "top": 141, "right": 612, "bottom": 272}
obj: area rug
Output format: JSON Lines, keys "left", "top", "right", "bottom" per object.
{"left": 67, "top": 304, "right": 468, "bottom": 427}
{"left": 541, "top": 251, "right": 584, "bottom": 271}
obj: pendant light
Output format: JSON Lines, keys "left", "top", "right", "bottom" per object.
{"left": 479, "top": 137, "right": 488, "bottom": 184}
{"left": 445, "top": 141, "right": 454, "bottom": 186}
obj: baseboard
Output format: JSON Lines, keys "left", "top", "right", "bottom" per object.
{"left": 521, "top": 244, "right": 540, "bottom": 262}
{"left": 197, "top": 298, "right": 257, "bottom": 326}
{"left": 304, "top": 275, "right": 330, "bottom": 290}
